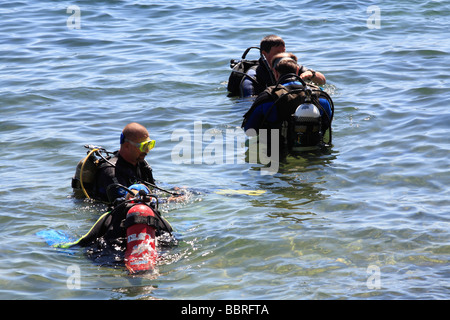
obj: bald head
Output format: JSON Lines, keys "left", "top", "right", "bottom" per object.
{"left": 120, "top": 122, "right": 150, "bottom": 165}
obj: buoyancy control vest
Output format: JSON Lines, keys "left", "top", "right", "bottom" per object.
{"left": 227, "top": 47, "right": 273, "bottom": 97}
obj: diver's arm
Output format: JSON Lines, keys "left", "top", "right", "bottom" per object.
{"left": 300, "top": 69, "right": 326, "bottom": 85}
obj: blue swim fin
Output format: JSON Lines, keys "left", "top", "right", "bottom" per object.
{"left": 36, "top": 229, "right": 73, "bottom": 247}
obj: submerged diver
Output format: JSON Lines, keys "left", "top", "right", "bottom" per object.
{"left": 57, "top": 184, "right": 173, "bottom": 264}
{"left": 242, "top": 52, "right": 334, "bottom": 153}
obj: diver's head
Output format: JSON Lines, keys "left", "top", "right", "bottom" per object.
{"left": 271, "top": 52, "right": 299, "bottom": 80}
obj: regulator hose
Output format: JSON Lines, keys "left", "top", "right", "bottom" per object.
{"left": 79, "top": 148, "right": 99, "bottom": 199}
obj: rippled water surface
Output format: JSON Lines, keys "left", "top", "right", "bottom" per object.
{"left": 0, "top": 0, "right": 449, "bottom": 299}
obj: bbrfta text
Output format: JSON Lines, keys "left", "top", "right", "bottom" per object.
{"left": 181, "top": 304, "right": 269, "bottom": 317}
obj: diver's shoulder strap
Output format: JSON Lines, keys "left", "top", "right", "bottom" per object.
{"left": 121, "top": 214, "right": 160, "bottom": 229}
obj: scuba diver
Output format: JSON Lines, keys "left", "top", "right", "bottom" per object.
{"left": 69, "top": 122, "right": 188, "bottom": 273}
{"left": 72, "top": 122, "right": 183, "bottom": 205}
{"left": 70, "top": 123, "right": 186, "bottom": 273}
{"left": 242, "top": 52, "right": 334, "bottom": 154}
{"left": 58, "top": 183, "right": 174, "bottom": 273}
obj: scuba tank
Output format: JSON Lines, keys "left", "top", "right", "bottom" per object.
{"left": 122, "top": 184, "right": 174, "bottom": 274}
{"left": 124, "top": 203, "right": 158, "bottom": 274}
{"left": 291, "top": 101, "right": 323, "bottom": 150}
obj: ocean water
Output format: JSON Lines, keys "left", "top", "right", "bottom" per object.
{"left": 0, "top": 0, "right": 449, "bottom": 300}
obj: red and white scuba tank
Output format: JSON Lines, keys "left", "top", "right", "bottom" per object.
{"left": 124, "top": 204, "right": 157, "bottom": 274}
